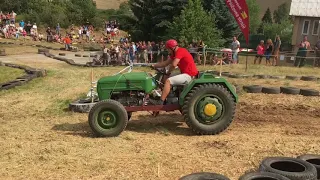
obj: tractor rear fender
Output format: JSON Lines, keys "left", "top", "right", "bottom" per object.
{"left": 178, "top": 77, "right": 238, "bottom": 106}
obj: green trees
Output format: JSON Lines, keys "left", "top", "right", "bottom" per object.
{"left": 125, "top": 0, "right": 187, "bottom": 41}
{"left": 202, "top": 0, "right": 239, "bottom": 41}
{"left": 246, "top": 0, "right": 261, "bottom": 34}
{"left": 1, "top": 0, "right": 98, "bottom": 28}
{"left": 261, "top": 8, "right": 273, "bottom": 24}
{"left": 273, "top": 2, "right": 290, "bottom": 24}
{"left": 167, "top": 0, "right": 224, "bottom": 48}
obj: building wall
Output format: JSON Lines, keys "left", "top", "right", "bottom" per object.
{"left": 292, "top": 16, "right": 320, "bottom": 52}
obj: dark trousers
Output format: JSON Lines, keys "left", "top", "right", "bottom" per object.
{"left": 294, "top": 57, "right": 306, "bottom": 67}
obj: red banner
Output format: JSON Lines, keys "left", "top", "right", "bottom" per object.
{"left": 225, "top": 0, "right": 250, "bottom": 45}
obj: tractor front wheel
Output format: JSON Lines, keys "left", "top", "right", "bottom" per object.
{"left": 88, "top": 100, "right": 128, "bottom": 137}
{"left": 182, "top": 84, "right": 236, "bottom": 135}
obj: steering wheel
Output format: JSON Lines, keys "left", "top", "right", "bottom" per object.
{"left": 151, "top": 66, "right": 169, "bottom": 76}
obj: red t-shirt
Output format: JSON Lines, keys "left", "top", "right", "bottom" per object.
{"left": 170, "top": 47, "right": 198, "bottom": 76}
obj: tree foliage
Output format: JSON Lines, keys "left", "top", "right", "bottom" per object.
{"left": 263, "top": 20, "right": 293, "bottom": 44}
{"left": 167, "top": 0, "right": 224, "bottom": 48}
{"left": 273, "top": 2, "right": 290, "bottom": 24}
{"left": 246, "top": 0, "right": 260, "bottom": 34}
{"left": 0, "top": 0, "right": 98, "bottom": 28}
{"left": 262, "top": 8, "right": 273, "bottom": 23}
{"left": 258, "top": 7, "right": 273, "bottom": 34}
{"left": 124, "top": 0, "right": 187, "bottom": 42}
{"left": 202, "top": 0, "right": 239, "bottom": 41}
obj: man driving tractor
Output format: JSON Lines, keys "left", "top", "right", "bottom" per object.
{"left": 150, "top": 39, "right": 199, "bottom": 105}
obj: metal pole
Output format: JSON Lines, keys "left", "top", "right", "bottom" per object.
{"left": 245, "top": 48, "right": 248, "bottom": 72}
{"left": 91, "top": 68, "right": 94, "bottom": 103}
{"left": 203, "top": 46, "right": 206, "bottom": 67}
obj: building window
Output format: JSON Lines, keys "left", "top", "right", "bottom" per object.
{"left": 302, "top": 20, "right": 310, "bottom": 35}
{"left": 312, "top": 20, "right": 319, "bottom": 35}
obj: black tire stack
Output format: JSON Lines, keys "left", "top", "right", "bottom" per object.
{"left": 180, "top": 154, "right": 320, "bottom": 180}
{"left": 242, "top": 85, "right": 319, "bottom": 96}
{"left": 0, "top": 63, "right": 47, "bottom": 90}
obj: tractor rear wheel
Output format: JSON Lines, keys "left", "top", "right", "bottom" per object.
{"left": 88, "top": 100, "right": 128, "bottom": 137}
{"left": 182, "top": 84, "right": 236, "bottom": 135}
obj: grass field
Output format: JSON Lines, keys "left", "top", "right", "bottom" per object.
{"left": 0, "top": 66, "right": 25, "bottom": 84}
{"left": 0, "top": 47, "right": 319, "bottom": 179}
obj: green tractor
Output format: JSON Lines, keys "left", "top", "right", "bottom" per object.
{"left": 88, "top": 65, "right": 238, "bottom": 137}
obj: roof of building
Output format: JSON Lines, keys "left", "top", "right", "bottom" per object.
{"left": 289, "top": 0, "right": 320, "bottom": 17}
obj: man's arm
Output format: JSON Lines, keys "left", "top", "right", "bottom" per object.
{"left": 153, "top": 59, "right": 171, "bottom": 68}
{"left": 167, "top": 58, "right": 180, "bottom": 74}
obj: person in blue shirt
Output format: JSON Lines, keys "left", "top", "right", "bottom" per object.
{"left": 19, "top": 20, "right": 24, "bottom": 28}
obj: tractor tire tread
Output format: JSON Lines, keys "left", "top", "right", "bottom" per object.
{"left": 88, "top": 99, "right": 128, "bottom": 137}
{"left": 182, "top": 84, "right": 235, "bottom": 135}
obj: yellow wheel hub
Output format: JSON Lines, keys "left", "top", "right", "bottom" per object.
{"left": 204, "top": 104, "right": 217, "bottom": 116}
{"left": 106, "top": 117, "right": 111, "bottom": 121}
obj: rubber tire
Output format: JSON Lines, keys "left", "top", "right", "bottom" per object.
{"left": 59, "top": 53, "right": 66, "bottom": 56}
{"left": 221, "top": 72, "right": 231, "bottom": 76}
{"left": 0, "top": 49, "right": 6, "bottom": 56}
{"left": 182, "top": 84, "right": 236, "bottom": 135}
{"left": 300, "top": 89, "right": 320, "bottom": 96}
{"left": 262, "top": 87, "right": 281, "bottom": 94}
{"left": 280, "top": 87, "right": 300, "bottom": 95}
{"left": 259, "top": 157, "right": 318, "bottom": 180}
{"left": 75, "top": 54, "right": 81, "bottom": 57}
{"left": 0, "top": 82, "right": 20, "bottom": 90}
{"left": 254, "top": 75, "right": 270, "bottom": 79}
{"left": 286, "top": 76, "right": 301, "bottom": 80}
{"left": 179, "top": 172, "right": 230, "bottom": 180}
{"left": 229, "top": 74, "right": 242, "bottom": 78}
{"left": 38, "top": 48, "right": 49, "bottom": 54}
{"left": 69, "top": 100, "right": 96, "bottom": 113}
{"left": 301, "top": 76, "right": 318, "bottom": 81}
{"left": 239, "top": 172, "right": 291, "bottom": 180}
{"left": 270, "top": 75, "right": 285, "bottom": 79}
{"left": 297, "top": 154, "right": 320, "bottom": 179}
{"left": 243, "top": 85, "right": 262, "bottom": 93}
{"left": 88, "top": 100, "right": 128, "bottom": 137}
{"left": 83, "top": 55, "right": 89, "bottom": 57}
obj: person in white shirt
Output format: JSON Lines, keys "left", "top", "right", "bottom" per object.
{"left": 32, "top": 23, "right": 38, "bottom": 35}
{"left": 231, "top": 36, "right": 240, "bottom": 64}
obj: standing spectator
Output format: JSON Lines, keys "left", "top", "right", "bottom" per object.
{"left": 265, "top": 39, "right": 274, "bottom": 66}
{"left": 273, "top": 35, "right": 281, "bottom": 66}
{"left": 56, "top": 23, "right": 60, "bottom": 35}
{"left": 26, "top": 21, "right": 32, "bottom": 34}
{"left": 6, "top": 12, "right": 11, "bottom": 25}
{"left": 147, "top": 41, "right": 153, "bottom": 63}
{"left": 294, "top": 36, "right": 312, "bottom": 68}
{"left": 231, "top": 36, "right": 240, "bottom": 64}
{"left": 32, "top": 23, "right": 38, "bottom": 35}
{"left": 46, "top": 27, "right": 53, "bottom": 42}
{"left": 10, "top": 11, "right": 17, "bottom": 24}
{"left": 197, "top": 40, "right": 204, "bottom": 64}
{"left": 314, "top": 37, "right": 320, "bottom": 68}
{"left": 63, "top": 35, "right": 72, "bottom": 51}
{"left": 254, "top": 40, "right": 265, "bottom": 64}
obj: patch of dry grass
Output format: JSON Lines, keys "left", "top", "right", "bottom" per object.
{"left": 0, "top": 66, "right": 25, "bottom": 84}
{"left": 0, "top": 54, "right": 319, "bottom": 180}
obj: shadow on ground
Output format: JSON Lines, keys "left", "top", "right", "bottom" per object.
{"left": 51, "top": 114, "right": 194, "bottom": 137}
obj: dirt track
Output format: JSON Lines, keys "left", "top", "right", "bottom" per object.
{"left": 0, "top": 54, "right": 319, "bottom": 180}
